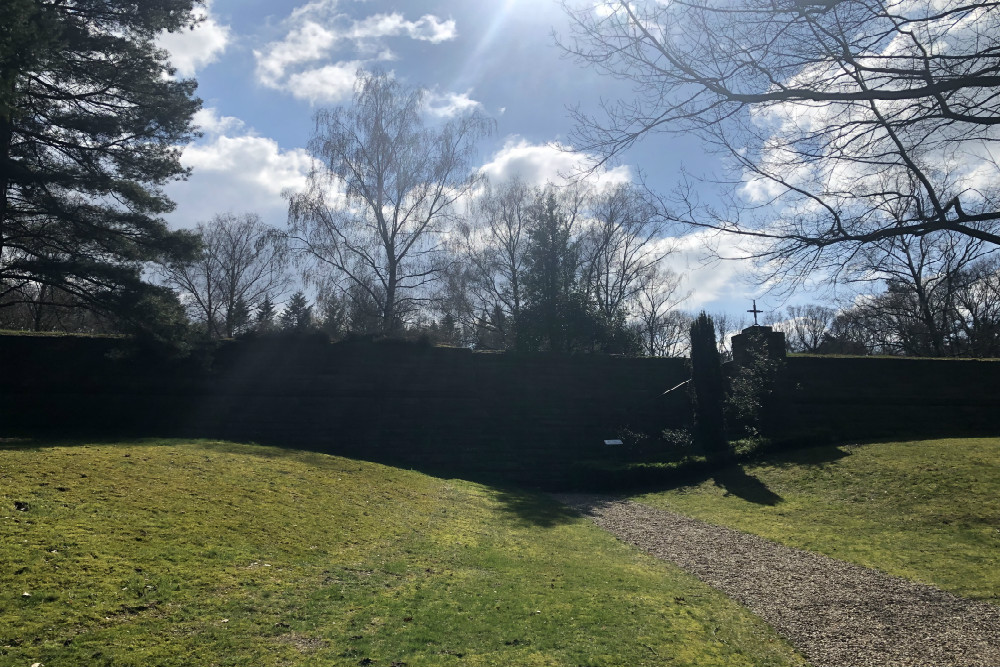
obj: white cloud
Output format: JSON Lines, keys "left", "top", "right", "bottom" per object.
{"left": 286, "top": 61, "right": 366, "bottom": 104}
{"left": 191, "top": 108, "right": 245, "bottom": 135}
{"left": 255, "top": 21, "right": 338, "bottom": 89}
{"left": 478, "top": 137, "right": 632, "bottom": 189}
{"left": 424, "top": 89, "right": 482, "bottom": 119}
{"left": 157, "top": 1, "right": 231, "bottom": 77}
{"left": 660, "top": 230, "right": 760, "bottom": 312}
{"left": 254, "top": 4, "right": 456, "bottom": 100}
{"left": 290, "top": 0, "right": 339, "bottom": 22}
{"left": 166, "top": 109, "right": 312, "bottom": 229}
{"left": 347, "top": 13, "right": 457, "bottom": 43}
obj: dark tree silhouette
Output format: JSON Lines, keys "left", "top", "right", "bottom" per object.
{"left": 690, "top": 312, "right": 728, "bottom": 458}
{"left": 279, "top": 291, "right": 313, "bottom": 333}
{"left": 255, "top": 296, "right": 276, "bottom": 334}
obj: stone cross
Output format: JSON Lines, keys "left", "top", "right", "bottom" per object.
{"left": 747, "top": 299, "right": 763, "bottom": 326}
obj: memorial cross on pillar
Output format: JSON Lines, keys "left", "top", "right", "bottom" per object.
{"left": 747, "top": 299, "right": 763, "bottom": 326}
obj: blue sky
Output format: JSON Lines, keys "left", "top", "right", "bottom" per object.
{"left": 158, "top": 0, "right": 775, "bottom": 318}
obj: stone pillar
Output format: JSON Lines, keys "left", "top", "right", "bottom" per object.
{"left": 731, "top": 325, "right": 786, "bottom": 366}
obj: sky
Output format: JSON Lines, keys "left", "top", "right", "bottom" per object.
{"left": 157, "top": 0, "right": 782, "bottom": 319}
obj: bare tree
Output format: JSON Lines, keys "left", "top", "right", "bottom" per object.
{"left": 457, "top": 178, "right": 534, "bottom": 348}
{"left": 287, "top": 71, "right": 493, "bottom": 336}
{"left": 633, "top": 265, "right": 688, "bottom": 356}
{"left": 825, "top": 305, "right": 882, "bottom": 355}
{"left": 580, "top": 182, "right": 668, "bottom": 319}
{"left": 952, "top": 257, "right": 1000, "bottom": 356}
{"left": 561, "top": 0, "right": 1000, "bottom": 281}
{"left": 710, "top": 312, "right": 750, "bottom": 360}
{"left": 853, "top": 232, "right": 992, "bottom": 354}
{"left": 0, "top": 281, "right": 111, "bottom": 333}
{"left": 829, "top": 249, "right": 1000, "bottom": 357}
{"left": 160, "top": 212, "right": 289, "bottom": 338}
{"left": 783, "top": 304, "right": 837, "bottom": 353}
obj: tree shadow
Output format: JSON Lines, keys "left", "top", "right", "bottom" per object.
{"left": 0, "top": 431, "right": 855, "bottom": 527}
{"left": 760, "top": 441, "right": 853, "bottom": 468}
{"left": 0, "top": 437, "right": 45, "bottom": 454}
{"left": 549, "top": 443, "right": 856, "bottom": 512}
{"left": 490, "top": 487, "right": 584, "bottom": 528}
{"left": 711, "top": 466, "right": 783, "bottom": 505}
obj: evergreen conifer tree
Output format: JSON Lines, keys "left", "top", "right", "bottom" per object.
{"left": 279, "top": 292, "right": 313, "bottom": 333}
{"left": 1, "top": 0, "right": 202, "bottom": 329}
{"left": 518, "top": 189, "right": 596, "bottom": 352}
{"left": 255, "top": 296, "right": 276, "bottom": 333}
{"left": 689, "top": 312, "right": 728, "bottom": 459}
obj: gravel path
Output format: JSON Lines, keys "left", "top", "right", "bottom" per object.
{"left": 556, "top": 494, "right": 1000, "bottom": 667}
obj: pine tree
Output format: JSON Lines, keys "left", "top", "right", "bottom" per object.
{"left": 279, "top": 292, "right": 313, "bottom": 333}
{"left": 439, "top": 312, "right": 458, "bottom": 345}
{"left": 255, "top": 296, "right": 276, "bottom": 333}
{"left": 0, "top": 0, "right": 202, "bottom": 330}
{"left": 518, "top": 190, "right": 584, "bottom": 351}
{"left": 516, "top": 188, "right": 633, "bottom": 353}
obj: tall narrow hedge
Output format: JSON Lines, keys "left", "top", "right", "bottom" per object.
{"left": 690, "top": 312, "right": 729, "bottom": 459}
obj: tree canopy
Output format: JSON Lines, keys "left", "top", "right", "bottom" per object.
{"left": 0, "top": 0, "right": 202, "bottom": 329}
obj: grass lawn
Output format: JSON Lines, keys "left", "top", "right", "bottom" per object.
{"left": 0, "top": 439, "right": 805, "bottom": 667}
{"left": 635, "top": 438, "right": 1000, "bottom": 602}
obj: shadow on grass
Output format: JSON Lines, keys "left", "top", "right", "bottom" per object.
{"left": 0, "top": 437, "right": 38, "bottom": 451}
{"left": 712, "top": 466, "right": 783, "bottom": 505}
{"left": 562, "top": 443, "right": 855, "bottom": 509}
{"left": 491, "top": 488, "right": 583, "bottom": 528}
{"left": 0, "top": 431, "right": 855, "bottom": 527}
{"left": 761, "top": 441, "right": 855, "bottom": 468}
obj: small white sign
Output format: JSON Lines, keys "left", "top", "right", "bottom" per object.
{"left": 604, "top": 439, "right": 624, "bottom": 446}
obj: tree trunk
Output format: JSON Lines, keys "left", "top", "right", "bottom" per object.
{"left": 383, "top": 261, "right": 398, "bottom": 336}
{"left": 0, "top": 104, "right": 12, "bottom": 272}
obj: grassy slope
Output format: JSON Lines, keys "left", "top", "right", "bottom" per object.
{"left": 636, "top": 438, "right": 1000, "bottom": 602}
{"left": 0, "top": 440, "right": 805, "bottom": 667}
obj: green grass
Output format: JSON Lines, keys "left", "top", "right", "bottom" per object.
{"left": 0, "top": 439, "right": 805, "bottom": 667}
{"left": 635, "top": 438, "right": 1000, "bottom": 602}
{"left": 0, "top": 329, "right": 122, "bottom": 338}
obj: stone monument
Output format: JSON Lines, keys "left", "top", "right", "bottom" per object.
{"left": 731, "top": 300, "right": 786, "bottom": 365}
